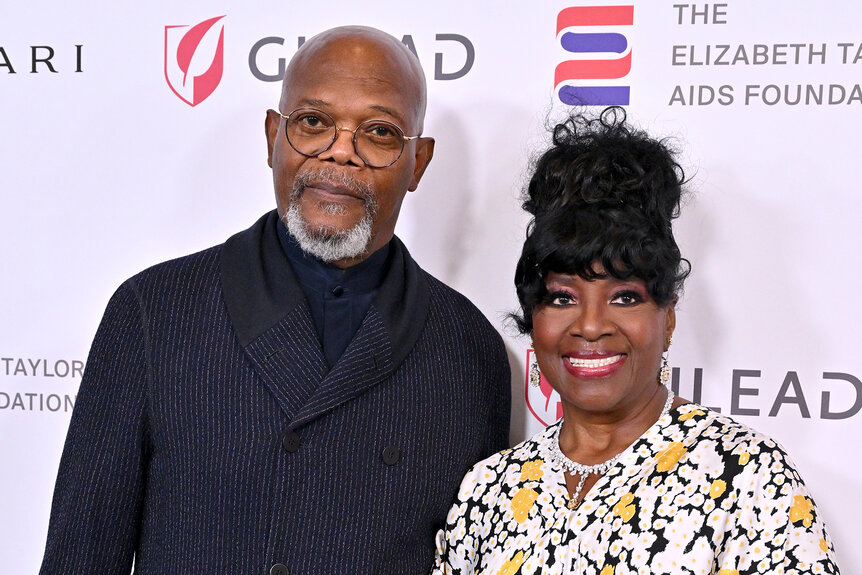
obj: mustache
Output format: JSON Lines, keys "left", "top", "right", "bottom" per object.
{"left": 291, "top": 167, "right": 375, "bottom": 205}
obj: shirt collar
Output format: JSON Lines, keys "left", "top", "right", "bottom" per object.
{"left": 221, "top": 210, "right": 432, "bottom": 369}
{"left": 276, "top": 218, "right": 390, "bottom": 296}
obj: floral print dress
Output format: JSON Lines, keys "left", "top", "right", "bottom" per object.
{"left": 432, "top": 403, "right": 839, "bottom": 575}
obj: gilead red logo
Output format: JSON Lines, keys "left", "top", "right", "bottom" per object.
{"left": 164, "top": 16, "right": 225, "bottom": 106}
{"left": 525, "top": 348, "right": 563, "bottom": 426}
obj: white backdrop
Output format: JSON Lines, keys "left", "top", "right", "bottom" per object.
{"left": 1, "top": 1, "right": 859, "bottom": 572}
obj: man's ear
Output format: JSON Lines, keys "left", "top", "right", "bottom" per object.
{"left": 265, "top": 109, "right": 281, "bottom": 168}
{"left": 408, "top": 137, "right": 435, "bottom": 191}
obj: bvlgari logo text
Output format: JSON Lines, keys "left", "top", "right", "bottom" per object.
{"left": 0, "top": 44, "right": 84, "bottom": 73}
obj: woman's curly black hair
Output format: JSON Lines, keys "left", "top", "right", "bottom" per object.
{"left": 513, "top": 106, "right": 691, "bottom": 334}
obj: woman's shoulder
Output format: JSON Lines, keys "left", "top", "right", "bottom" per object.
{"left": 675, "top": 402, "right": 801, "bottom": 473}
{"left": 680, "top": 403, "right": 781, "bottom": 442}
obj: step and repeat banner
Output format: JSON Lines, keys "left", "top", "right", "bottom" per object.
{"left": 2, "top": 1, "right": 860, "bottom": 572}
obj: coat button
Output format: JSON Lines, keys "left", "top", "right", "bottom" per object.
{"left": 382, "top": 445, "right": 400, "bottom": 465}
{"left": 282, "top": 432, "right": 301, "bottom": 453}
{"left": 331, "top": 285, "right": 344, "bottom": 297}
{"left": 270, "top": 563, "right": 289, "bottom": 575}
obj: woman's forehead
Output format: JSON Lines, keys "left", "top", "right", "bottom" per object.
{"left": 544, "top": 270, "right": 645, "bottom": 287}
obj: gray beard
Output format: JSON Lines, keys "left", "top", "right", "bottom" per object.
{"left": 283, "top": 168, "right": 377, "bottom": 263}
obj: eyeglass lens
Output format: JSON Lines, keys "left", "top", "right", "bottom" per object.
{"left": 285, "top": 108, "right": 406, "bottom": 168}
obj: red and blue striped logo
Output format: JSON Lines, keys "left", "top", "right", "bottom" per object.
{"left": 555, "top": 5, "right": 633, "bottom": 106}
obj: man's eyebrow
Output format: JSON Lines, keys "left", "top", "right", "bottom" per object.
{"left": 369, "top": 104, "right": 406, "bottom": 126}
{"left": 294, "top": 100, "right": 408, "bottom": 127}
{"left": 299, "top": 98, "right": 329, "bottom": 108}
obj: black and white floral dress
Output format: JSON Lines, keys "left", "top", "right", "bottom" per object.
{"left": 432, "top": 403, "right": 839, "bottom": 575}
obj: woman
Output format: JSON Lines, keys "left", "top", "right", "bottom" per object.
{"left": 432, "top": 108, "right": 839, "bottom": 574}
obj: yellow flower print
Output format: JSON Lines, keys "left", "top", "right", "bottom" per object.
{"left": 613, "top": 492, "right": 637, "bottom": 523}
{"left": 511, "top": 487, "right": 539, "bottom": 523}
{"left": 718, "top": 570, "right": 739, "bottom": 575}
{"left": 710, "top": 479, "right": 727, "bottom": 499}
{"left": 656, "top": 442, "right": 686, "bottom": 472}
{"left": 789, "top": 495, "right": 815, "bottom": 528}
{"left": 678, "top": 409, "right": 705, "bottom": 421}
{"left": 498, "top": 551, "right": 525, "bottom": 575}
{"left": 738, "top": 451, "right": 750, "bottom": 465}
{"left": 600, "top": 565, "right": 615, "bottom": 575}
{"left": 519, "top": 459, "right": 544, "bottom": 482}
{"left": 820, "top": 538, "right": 829, "bottom": 552}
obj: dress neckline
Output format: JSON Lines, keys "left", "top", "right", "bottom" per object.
{"left": 540, "top": 403, "right": 703, "bottom": 513}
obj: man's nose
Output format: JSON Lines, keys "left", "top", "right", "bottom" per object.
{"left": 317, "top": 128, "right": 364, "bottom": 166}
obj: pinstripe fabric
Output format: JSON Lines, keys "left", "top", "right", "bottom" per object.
{"left": 40, "top": 212, "right": 511, "bottom": 575}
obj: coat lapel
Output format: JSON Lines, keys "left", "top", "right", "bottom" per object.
{"left": 221, "top": 211, "right": 326, "bottom": 419}
{"left": 220, "top": 210, "right": 431, "bottom": 426}
{"left": 243, "top": 305, "right": 327, "bottom": 421}
{"left": 287, "top": 306, "right": 394, "bottom": 430}
{"left": 286, "top": 233, "right": 431, "bottom": 427}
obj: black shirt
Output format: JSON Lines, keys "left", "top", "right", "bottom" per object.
{"left": 277, "top": 220, "right": 390, "bottom": 368}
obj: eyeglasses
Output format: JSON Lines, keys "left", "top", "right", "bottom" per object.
{"left": 278, "top": 107, "right": 420, "bottom": 168}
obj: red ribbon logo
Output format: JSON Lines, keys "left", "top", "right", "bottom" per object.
{"left": 164, "top": 16, "right": 225, "bottom": 107}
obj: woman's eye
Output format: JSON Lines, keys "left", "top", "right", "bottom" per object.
{"left": 611, "top": 291, "right": 643, "bottom": 306}
{"left": 548, "top": 292, "right": 575, "bottom": 306}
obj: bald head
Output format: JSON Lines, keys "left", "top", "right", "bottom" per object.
{"left": 264, "top": 25, "right": 436, "bottom": 268}
{"left": 280, "top": 26, "right": 428, "bottom": 133}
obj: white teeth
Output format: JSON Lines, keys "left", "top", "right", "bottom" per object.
{"left": 567, "top": 355, "right": 622, "bottom": 368}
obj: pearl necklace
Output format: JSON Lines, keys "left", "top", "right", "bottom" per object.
{"left": 550, "top": 387, "right": 675, "bottom": 510}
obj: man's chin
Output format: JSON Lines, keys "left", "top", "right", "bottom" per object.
{"left": 283, "top": 205, "right": 374, "bottom": 263}
{"left": 306, "top": 227, "right": 354, "bottom": 241}
{"left": 302, "top": 203, "right": 365, "bottom": 233}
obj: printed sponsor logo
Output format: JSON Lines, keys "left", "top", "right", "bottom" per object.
{"left": 0, "top": 391, "right": 76, "bottom": 413}
{"left": 522, "top": 350, "right": 862, "bottom": 423}
{"left": 1, "top": 357, "right": 84, "bottom": 378}
{"left": 525, "top": 349, "right": 562, "bottom": 426}
{"left": 163, "top": 23, "right": 471, "bottom": 107}
{"left": 0, "top": 44, "right": 83, "bottom": 74}
{"left": 672, "top": 368, "right": 862, "bottom": 420}
{"left": 248, "top": 33, "right": 474, "bottom": 82}
{"left": 555, "top": 5, "right": 634, "bottom": 106}
{"left": 0, "top": 356, "right": 83, "bottom": 415}
{"left": 164, "top": 15, "right": 225, "bottom": 106}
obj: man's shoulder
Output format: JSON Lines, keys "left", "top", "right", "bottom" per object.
{"left": 421, "top": 272, "right": 505, "bottom": 345}
{"left": 423, "top": 273, "right": 494, "bottom": 325}
{"left": 126, "top": 243, "right": 223, "bottom": 294}
{"left": 126, "top": 212, "right": 271, "bottom": 294}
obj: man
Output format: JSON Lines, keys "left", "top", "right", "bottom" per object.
{"left": 40, "top": 26, "right": 511, "bottom": 574}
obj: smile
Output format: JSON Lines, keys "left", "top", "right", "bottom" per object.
{"left": 566, "top": 354, "right": 624, "bottom": 368}
{"left": 562, "top": 353, "right": 626, "bottom": 378}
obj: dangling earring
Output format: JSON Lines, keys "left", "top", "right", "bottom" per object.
{"left": 660, "top": 353, "right": 671, "bottom": 387}
{"left": 660, "top": 335, "right": 673, "bottom": 387}
{"left": 530, "top": 361, "right": 541, "bottom": 388}
{"left": 529, "top": 340, "right": 541, "bottom": 388}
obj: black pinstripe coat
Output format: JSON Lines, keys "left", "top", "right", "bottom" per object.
{"left": 40, "top": 211, "right": 511, "bottom": 575}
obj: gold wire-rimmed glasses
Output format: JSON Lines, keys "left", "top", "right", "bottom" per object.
{"left": 278, "top": 107, "right": 420, "bottom": 168}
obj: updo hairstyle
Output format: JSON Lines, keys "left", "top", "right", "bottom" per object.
{"left": 513, "top": 106, "right": 690, "bottom": 334}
